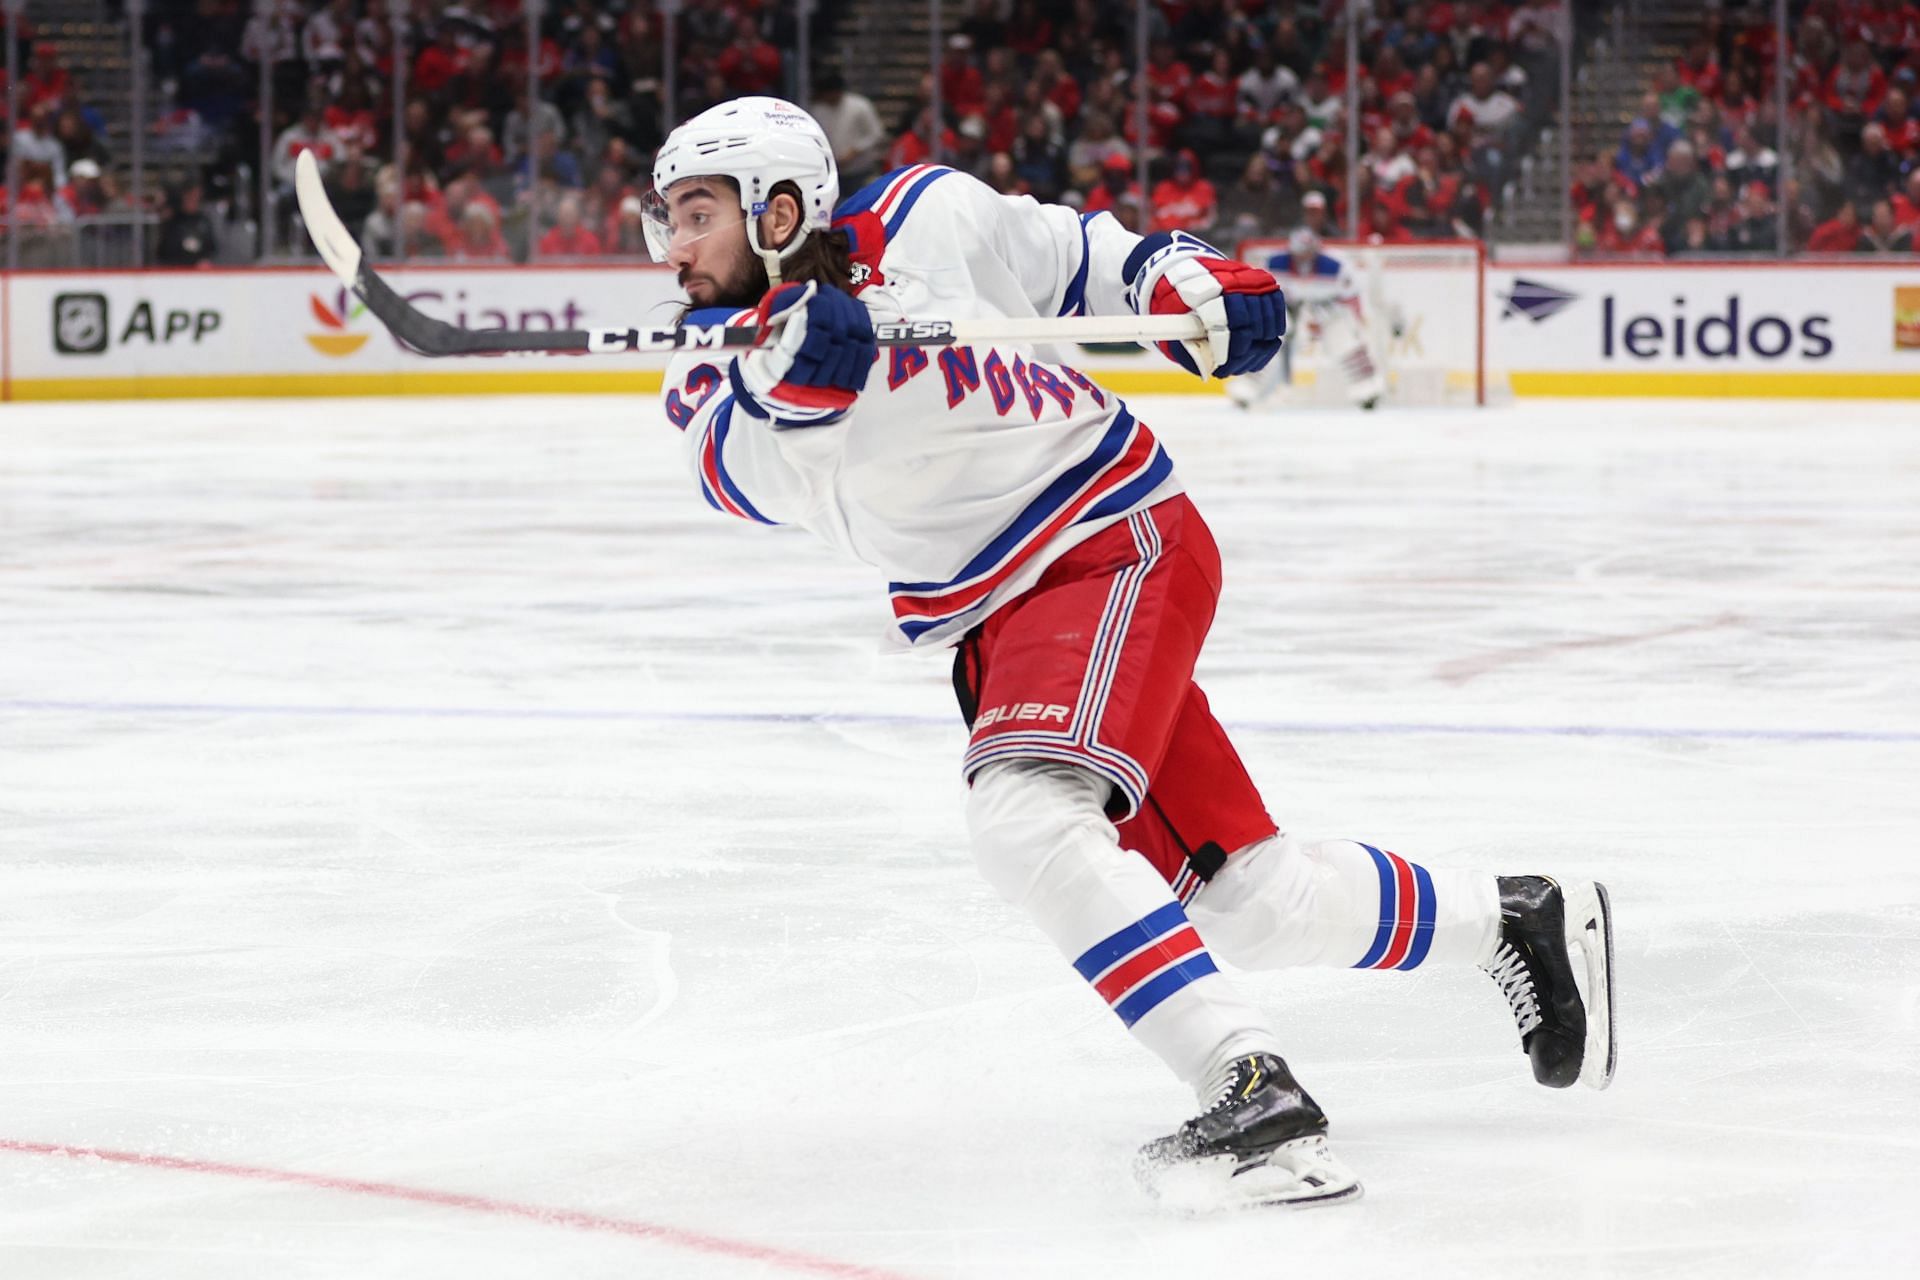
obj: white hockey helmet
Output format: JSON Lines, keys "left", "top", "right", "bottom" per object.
{"left": 1288, "top": 226, "right": 1322, "bottom": 262}
{"left": 646, "top": 96, "right": 840, "bottom": 288}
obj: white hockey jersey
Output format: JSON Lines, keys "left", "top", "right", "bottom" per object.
{"left": 1260, "top": 249, "right": 1359, "bottom": 308}
{"left": 660, "top": 164, "right": 1201, "bottom": 649}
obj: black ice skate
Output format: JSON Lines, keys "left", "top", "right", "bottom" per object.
{"left": 1483, "top": 875, "right": 1616, "bottom": 1090}
{"left": 1134, "top": 1053, "right": 1362, "bottom": 1211}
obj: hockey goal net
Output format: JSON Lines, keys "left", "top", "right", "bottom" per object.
{"left": 1235, "top": 237, "right": 1487, "bottom": 406}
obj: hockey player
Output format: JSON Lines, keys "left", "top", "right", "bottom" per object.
{"left": 646, "top": 97, "right": 1614, "bottom": 1210}
{"left": 1227, "top": 226, "right": 1388, "bottom": 410}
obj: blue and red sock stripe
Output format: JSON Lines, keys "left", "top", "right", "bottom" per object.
{"left": 1352, "top": 843, "right": 1437, "bottom": 971}
{"left": 1072, "top": 902, "right": 1219, "bottom": 1027}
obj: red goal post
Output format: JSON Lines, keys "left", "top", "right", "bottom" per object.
{"left": 1235, "top": 237, "right": 1488, "bottom": 406}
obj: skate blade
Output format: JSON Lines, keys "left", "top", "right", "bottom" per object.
{"left": 1565, "top": 879, "right": 1617, "bottom": 1090}
{"left": 1140, "top": 1137, "right": 1363, "bottom": 1213}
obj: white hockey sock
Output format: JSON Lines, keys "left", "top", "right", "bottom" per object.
{"left": 967, "top": 759, "right": 1279, "bottom": 1092}
{"left": 1188, "top": 834, "right": 1501, "bottom": 972}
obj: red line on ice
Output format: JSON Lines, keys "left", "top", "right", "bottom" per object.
{"left": 0, "top": 1138, "right": 912, "bottom": 1280}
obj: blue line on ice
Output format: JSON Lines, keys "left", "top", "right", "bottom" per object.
{"left": 3, "top": 699, "right": 1914, "bottom": 744}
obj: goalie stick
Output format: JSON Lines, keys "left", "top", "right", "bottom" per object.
{"left": 293, "top": 151, "right": 1208, "bottom": 358}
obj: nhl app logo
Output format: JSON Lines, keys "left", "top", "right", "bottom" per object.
{"left": 53, "top": 292, "right": 111, "bottom": 355}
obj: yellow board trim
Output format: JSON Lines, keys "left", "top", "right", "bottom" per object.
{"left": 1085, "top": 370, "right": 1227, "bottom": 395}
{"left": 17, "top": 368, "right": 1916, "bottom": 402}
{"left": 1510, "top": 370, "right": 1920, "bottom": 398}
{"left": 6, "top": 367, "right": 1216, "bottom": 402}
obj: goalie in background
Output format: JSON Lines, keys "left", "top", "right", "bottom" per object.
{"left": 1228, "top": 226, "right": 1387, "bottom": 410}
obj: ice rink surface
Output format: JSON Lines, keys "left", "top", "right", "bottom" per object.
{"left": 2, "top": 391, "right": 1917, "bottom": 1279}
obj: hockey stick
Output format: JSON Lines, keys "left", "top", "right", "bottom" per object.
{"left": 294, "top": 151, "right": 1206, "bottom": 357}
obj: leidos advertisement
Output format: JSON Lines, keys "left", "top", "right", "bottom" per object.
{"left": 8, "top": 267, "right": 689, "bottom": 396}
{"left": 1487, "top": 265, "right": 1920, "bottom": 394}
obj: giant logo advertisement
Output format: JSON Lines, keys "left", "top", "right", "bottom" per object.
{"left": 7, "top": 267, "right": 688, "bottom": 394}
{"left": 305, "top": 286, "right": 369, "bottom": 357}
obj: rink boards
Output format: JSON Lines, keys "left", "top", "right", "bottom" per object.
{"left": 2, "top": 259, "right": 1918, "bottom": 400}
{"left": 1488, "top": 259, "right": 1920, "bottom": 398}
{"left": 0, "top": 265, "right": 1202, "bottom": 403}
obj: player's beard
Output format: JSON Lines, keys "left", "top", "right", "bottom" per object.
{"left": 679, "top": 248, "right": 770, "bottom": 311}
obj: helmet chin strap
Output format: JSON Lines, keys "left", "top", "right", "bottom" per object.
{"left": 746, "top": 216, "right": 808, "bottom": 290}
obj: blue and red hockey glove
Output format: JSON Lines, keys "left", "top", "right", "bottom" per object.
{"left": 730, "top": 281, "right": 877, "bottom": 426}
{"left": 1124, "top": 232, "right": 1287, "bottom": 379}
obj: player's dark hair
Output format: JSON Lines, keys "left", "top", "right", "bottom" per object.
{"left": 765, "top": 179, "right": 857, "bottom": 295}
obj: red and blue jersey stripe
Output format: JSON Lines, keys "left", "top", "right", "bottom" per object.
{"left": 676, "top": 306, "right": 778, "bottom": 525}
{"left": 694, "top": 396, "right": 777, "bottom": 525}
{"left": 1056, "top": 213, "right": 1101, "bottom": 317}
{"left": 837, "top": 164, "right": 956, "bottom": 239}
{"left": 840, "top": 166, "right": 1095, "bottom": 320}
{"left": 1073, "top": 902, "right": 1219, "bottom": 1027}
{"left": 727, "top": 358, "right": 852, "bottom": 428}
{"left": 886, "top": 407, "right": 1171, "bottom": 643}
{"left": 1353, "top": 843, "right": 1437, "bottom": 970}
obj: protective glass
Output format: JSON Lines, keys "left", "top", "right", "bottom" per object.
{"left": 641, "top": 184, "right": 749, "bottom": 263}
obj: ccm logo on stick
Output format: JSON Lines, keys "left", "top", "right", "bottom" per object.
{"left": 588, "top": 326, "right": 722, "bottom": 353}
{"left": 976, "top": 702, "right": 1072, "bottom": 727}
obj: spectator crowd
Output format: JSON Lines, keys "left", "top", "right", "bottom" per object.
{"left": 8, "top": 1, "right": 1914, "bottom": 265}
{"left": 7, "top": 1, "right": 844, "bottom": 263}
{"left": 1, "top": 29, "right": 164, "bottom": 257}
{"left": 848, "top": 0, "right": 1572, "bottom": 252}
{"left": 8, "top": 0, "right": 1572, "bottom": 264}
{"left": 1577, "top": 0, "right": 1920, "bottom": 256}
{"left": 143, "top": 0, "right": 843, "bottom": 261}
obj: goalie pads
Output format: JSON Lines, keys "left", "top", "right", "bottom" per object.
{"left": 1315, "top": 300, "right": 1385, "bottom": 409}
{"left": 1227, "top": 298, "right": 1384, "bottom": 410}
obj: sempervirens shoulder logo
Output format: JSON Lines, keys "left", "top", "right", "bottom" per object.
{"left": 1502, "top": 278, "right": 1580, "bottom": 324}
{"left": 306, "top": 286, "right": 370, "bottom": 356}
